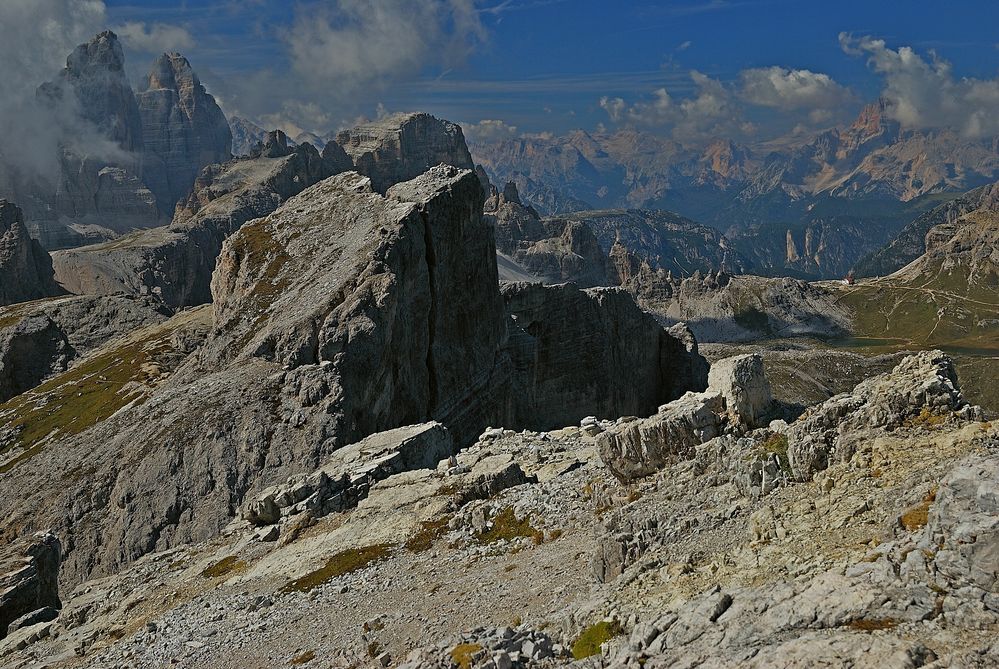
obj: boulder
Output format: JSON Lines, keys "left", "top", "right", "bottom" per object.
{"left": 137, "top": 52, "right": 233, "bottom": 213}
{"left": 783, "top": 351, "right": 982, "bottom": 481}
{"left": 596, "top": 392, "right": 724, "bottom": 482}
{"left": 0, "top": 532, "right": 61, "bottom": 639}
{"left": 334, "top": 113, "right": 474, "bottom": 193}
{"left": 0, "top": 200, "right": 61, "bottom": 306}
{"left": 245, "top": 422, "right": 455, "bottom": 523}
{"left": 707, "top": 353, "right": 774, "bottom": 428}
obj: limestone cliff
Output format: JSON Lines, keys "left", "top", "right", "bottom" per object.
{"left": 138, "top": 53, "right": 232, "bottom": 214}
{"left": 0, "top": 201, "right": 61, "bottom": 306}
{"left": 334, "top": 113, "right": 474, "bottom": 193}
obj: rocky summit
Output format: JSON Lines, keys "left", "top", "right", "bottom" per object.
{"left": 0, "top": 9, "right": 998, "bottom": 668}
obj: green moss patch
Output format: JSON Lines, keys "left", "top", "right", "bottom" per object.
{"left": 201, "top": 555, "right": 248, "bottom": 579}
{"left": 571, "top": 620, "right": 623, "bottom": 659}
{"left": 450, "top": 643, "right": 483, "bottom": 669}
{"left": 280, "top": 543, "right": 393, "bottom": 593}
{"left": 761, "top": 433, "right": 792, "bottom": 478}
{"left": 475, "top": 507, "right": 543, "bottom": 545}
{"left": 405, "top": 516, "right": 451, "bottom": 553}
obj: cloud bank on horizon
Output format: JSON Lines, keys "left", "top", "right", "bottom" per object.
{"left": 4, "top": 0, "right": 999, "bottom": 151}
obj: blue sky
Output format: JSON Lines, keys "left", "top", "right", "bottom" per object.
{"left": 98, "top": 0, "right": 999, "bottom": 143}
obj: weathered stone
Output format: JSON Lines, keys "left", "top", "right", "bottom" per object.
{"left": 138, "top": 52, "right": 232, "bottom": 213}
{"left": 784, "top": 351, "right": 981, "bottom": 481}
{"left": 334, "top": 113, "right": 474, "bottom": 193}
{"left": 0, "top": 532, "right": 61, "bottom": 640}
{"left": 5, "top": 607, "right": 58, "bottom": 635}
{"left": 925, "top": 456, "right": 999, "bottom": 591}
{"left": 707, "top": 354, "right": 773, "bottom": 429}
{"left": 0, "top": 200, "right": 61, "bottom": 306}
{"left": 245, "top": 423, "right": 455, "bottom": 522}
{"left": 596, "top": 392, "right": 723, "bottom": 482}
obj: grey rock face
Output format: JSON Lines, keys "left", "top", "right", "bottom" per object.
{"left": 707, "top": 354, "right": 773, "bottom": 429}
{"left": 35, "top": 31, "right": 160, "bottom": 241}
{"left": 0, "top": 201, "right": 61, "bottom": 306}
{"left": 0, "top": 532, "right": 61, "bottom": 640}
{"left": 39, "top": 30, "right": 142, "bottom": 153}
{"left": 334, "top": 113, "right": 475, "bottom": 193}
{"left": 783, "top": 350, "right": 982, "bottom": 481}
{"left": 0, "top": 294, "right": 171, "bottom": 402}
{"left": 486, "top": 184, "right": 609, "bottom": 287}
{"left": 52, "top": 142, "right": 336, "bottom": 307}
{"left": 228, "top": 116, "right": 269, "bottom": 157}
{"left": 0, "top": 315, "right": 71, "bottom": 403}
{"left": 244, "top": 422, "right": 454, "bottom": 523}
{"left": 208, "top": 165, "right": 508, "bottom": 446}
{"left": 138, "top": 53, "right": 233, "bottom": 214}
{"left": 501, "top": 282, "right": 708, "bottom": 431}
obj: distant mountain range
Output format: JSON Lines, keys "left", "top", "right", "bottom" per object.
{"left": 470, "top": 99, "right": 999, "bottom": 279}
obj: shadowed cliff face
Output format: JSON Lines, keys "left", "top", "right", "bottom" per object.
{"left": 0, "top": 200, "right": 61, "bottom": 307}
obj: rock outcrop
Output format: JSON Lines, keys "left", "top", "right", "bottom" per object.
{"left": 0, "top": 532, "right": 61, "bottom": 640}
{"left": 51, "top": 137, "right": 336, "bottom": 307}
{"left": 597, "top": 352, "right": 773, "bottom": 481}
{"left": 782, "top": 351, "right": 983, "bottom": 481}
{"left": 34, "top": 31, "right": 163, "bottom": 243}
{"left": 0, "top": 294, "right": 170, "bottom": 402}
{"left": 206, "top": 165, "right": 508, "bottom": 446}
{"left": 50, "top": 112, "right": 479, "bottom": 307}
{"left": 334, "top": 113, "right": 474, "bottom": 193}
{"left": 0, "top": 201, "right": 61, "bottom": 306}
{"left": 38, "top": 30, "right": 142, "bottom": 153}
{"left": 501, "top": 283, "right": 708, "bottom": 431}
{"left": 486, "top": 183, "right": 609, "bottom": 287}
{"left": 244, "top": 422, "right": 455, "bottom": 525}
{"left": 138, "top": 53, "right": 232, "bottom": 213}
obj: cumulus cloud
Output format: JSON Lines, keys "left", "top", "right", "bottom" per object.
{"left": 0, "top": 0, "right": 115, "bottom": 191}
{"left": 600, "top": 71, "right": 745, "bottom": 144}
{"left": 113, "top": 21, "right": 194, "bottom": 54}
{"left": 841, "top": 33, "right": 999, "bottom": 138}
{"left": 462, "top": 119, "right": 520, "bottom": 142}
{"left": 284, "top": 0, "right": 487, "bottom": 91}
{"left": 739, "top": 66, "right": 853, "bottom": 110}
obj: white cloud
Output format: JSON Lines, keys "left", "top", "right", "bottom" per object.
{"left": 0, "top": 0, "right": 118, "bottom": 185}
{"left": 462, "top": 119, "right": 519, "bottom": 142}
{"left": 113, "top": 21, "right": 194, "bottom": 54}
{"left": 739, "top": 66, "right": 853, "bottom": 110}
{"left": 599, "top": 71, "right": 743, "bottom": 144}
{"left": 841, "top": 33, "right": 999, "bottom": 138}
{"left": 284, "top": 0, "right": 487, "bottom": 92}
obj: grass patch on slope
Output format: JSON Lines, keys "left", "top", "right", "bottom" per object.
{"left": 280, "top": 544, "right": 394, "bottom": 593}
{"left": 0, "top": 331, "right": 177, "bottom": 473}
